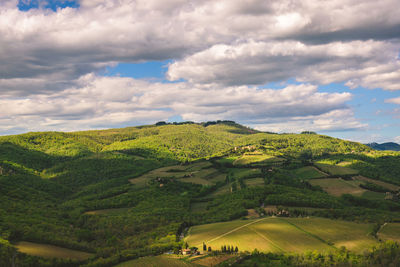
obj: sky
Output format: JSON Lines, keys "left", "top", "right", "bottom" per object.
{"left": 0, "top": 0, "right": 400, "bottom": 143}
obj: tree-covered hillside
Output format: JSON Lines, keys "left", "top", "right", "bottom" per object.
{"left": 1, "top": 121, "right": 399, "bottom": 267}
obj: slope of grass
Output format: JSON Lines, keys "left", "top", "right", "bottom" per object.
{"left": 309, "top": 178, "right": 365, "bottom": 197}
{"left": 282, "top": 217, "right": 377, "bottom": 253}
{"left": 315, "top": 163, "right": 359, "bottom": 176}
{"left": 378, "top": 223, "right": 400, "bottom": 242}
{"left": 15, "top": 241, "right": 93, "bottom": 260}
{"left": 292, "top": 166, "right": 327, "bottom": 180}
{"left": 115, "top": 255, "right": 198, "bottom": 267}
{"left": 185, "top": 217, "right": 379, "bottom": 254}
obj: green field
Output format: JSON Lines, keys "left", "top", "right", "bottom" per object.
{"left": 378, "top": 223, "right": 400, "bottom": 242}
{"left": 245, "top": 178, "right": 265, "bottom": 187}
{"left": 285, "top": 218, "right": 377, "bottom": 252}
{"left": 292, "top": 166, "right": 327, "bottom": 179}
{"left": 129, "top": 161, "right": 223, "bottom": 186}
{"left": 315, "top": 163, "right": 359, "bottom": 176}
{"left": 185, "top": 217, "right": 379, "bottom": 254}
{"left": 190, "top": 202, "right": 209, "bottom": 212}
{"left": 115, "top": 255, "right": 199, "bottom": 267}
{"left": 15, "top": 241, "right": 92, "bottom": 260}
{"left": 309, "top": 178, "right": 366, "bottom": 196}
{"left": 354, "top": 175, "right": 400, "bottom": 191}
{"left": 228, "top": 168, "right": 261, "bottom": 179}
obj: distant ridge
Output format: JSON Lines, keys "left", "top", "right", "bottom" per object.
{"left": 366, "top": 142, "right": 400, "bottom": 151}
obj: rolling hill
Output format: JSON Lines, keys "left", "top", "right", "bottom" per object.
{"left": 0, "top": 121, "right": 399, "bottom": 267}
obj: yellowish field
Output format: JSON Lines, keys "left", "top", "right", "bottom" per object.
{"left": 285, "top": 218, "right": 377, "bottom": 253}
{"left": 309, "top": 178, "right": 366, "bottom": 196}
{"left": 185, "top": 217, "right": 379, "bottom": 254}
{"left": 246, "top": 209, "right": 260, "bottom": 219}
{"left": 84, "top": 207, "right": 130, "bottom": 215}
{"left": 233, "top": 154, "right": 282, "bottom": 166}
{"left": 378, "top": 223, "right": 400, "bottom": 242}
{"left": 15, "top": 241, "right": 93, "bottom": 260}
{"left": 191, "top": 255, "right": 235, "bottom": 266}
{"left": 115, "top": 255, "right": 199, "bottom": 267}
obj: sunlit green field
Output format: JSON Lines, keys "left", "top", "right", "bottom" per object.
{"left": 285, "top": 217, "right": 377, "bottom": 252}
{"left": 15, "top": 241, "right": 93, "bottom": 260}
{"left": 185, "top": 217, "right": 379, "bottom": 254}
{"left": 315, "top": 163, "right": 359, "bottom": 175}
{"left": 292, "top": 166, "right": 327, "bottom": 179}
{"left": 378, "top": 223, "right": 400, "bottom": 242}
{"left": 115, "top": 255, "right": 199, "bottom": 267}
{"left": 233, "top": 153, "right": 282, "bottom": 166}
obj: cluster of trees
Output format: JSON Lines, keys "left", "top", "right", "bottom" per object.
{"left": 228, "top": 241, "right": 400, "bottom": 267}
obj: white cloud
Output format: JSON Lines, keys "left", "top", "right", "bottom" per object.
{"left": 0, "top": 0, "right": 399, "bottom": 95}
{"left": 0, "top": 74, "right": 363, "bottom": 134}
{"left": 385, "top": 97, "right": 400, "bottom": 104}
{"left": 167, "top": 40, "right": 400, "bottom": 90}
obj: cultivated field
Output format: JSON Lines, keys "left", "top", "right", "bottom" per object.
{"left": 191, "top": 255, "right": 235, "bottom": 266}
{"left": 378, "top": 223, "right": 400, "bottom": 242}
{"left": 233, "top": 153, "right": 283, "bottom": 166}
{"left": 15, "top": 241, "right": 93, "bottom": 260}
{"left": 354, "top": 175, "right": 400, "bottom": 191}
{"left": 314, "top": 163, "right": 359, "bottom": 176}
{"left": 185, "top": 217, "right": 379, "bottom": 254}
{"left": 245, "top": 178, "right": 265, "bottom": 187}
{"left": 84, "top": 207, "right": 130, "bottom": 215}
{"left": 309, "top": 178, "right": 366, "bottom": 196}
{"left": 292, "top": 166, "right": 327, "bottom": 180}
{"left": 115, "top": 255, "right": 199, "bottom": 267}
{"left": 285, "top": 218, "right": 377, "bottom": 253}
{"left": 129, "top": 161, "right": 224, "bottom": 186}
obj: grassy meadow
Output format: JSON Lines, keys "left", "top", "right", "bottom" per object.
{"left": 378, "top": 223, "right": 400, "bottom": 242}
{"left": 115, "top": 255, "right": 199, "bottom": 267}
{"left": 315, "top": 163, "right": 359, "bottom": 176}
{"left": 15, "top": 241, "right": 93, "bottom": 260}
{"left": 309, "top": 178, "right": 366, "bottom": 196}
{"left": 292, "top": 166, "right": 327, "bottom": 179}
{"left": 185, "top": 217, "right": 379, "bottom": 254}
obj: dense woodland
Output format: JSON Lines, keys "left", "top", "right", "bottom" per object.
{"left": 0, "top": 121, "right": 399, "bottom": 266}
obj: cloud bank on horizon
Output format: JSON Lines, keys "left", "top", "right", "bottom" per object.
{"left": 0, "top": 0, "right": 399, "bottom": 142}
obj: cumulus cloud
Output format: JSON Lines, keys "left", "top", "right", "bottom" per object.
{"left": 0, "top": 0, "right": 399, "bottom": 95}
{"left": 2, "top": 0, "right": 400, "bottom": 134}
{"left": 0, "top": 75, "right": 363, "bottom": 134}
{"left": 385, "top": 97, "right": 400, "bottom": 104}
{"left": 167, "top": 40, "right": 400, "bottom": 90}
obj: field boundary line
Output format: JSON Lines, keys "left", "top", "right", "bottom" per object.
{"left": 195, "top": 218, "right": 268, "bottom": 247}
{"left": 246, "top": 224, "right": 284, "bottom": 252}
{"left": 311, "top": 166, "right": 329, "bottom": 177}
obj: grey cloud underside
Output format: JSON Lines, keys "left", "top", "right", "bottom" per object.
{"left": 0, "top": 0, "right": 398, "bottom": 134}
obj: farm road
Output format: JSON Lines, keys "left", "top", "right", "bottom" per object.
{"left": 195, "top": 217, "right": 268, "bottom": 247}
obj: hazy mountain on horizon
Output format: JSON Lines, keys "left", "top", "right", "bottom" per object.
{"left": 366, "top": 142, "right": 400, "bottom": 151}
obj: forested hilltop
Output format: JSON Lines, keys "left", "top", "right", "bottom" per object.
{"left": 1, "top": 121, "right": 400, "bottom": 267}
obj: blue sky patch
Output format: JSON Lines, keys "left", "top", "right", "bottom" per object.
{"left": 18, "top": 0, "right": 79, "bottom": 11}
